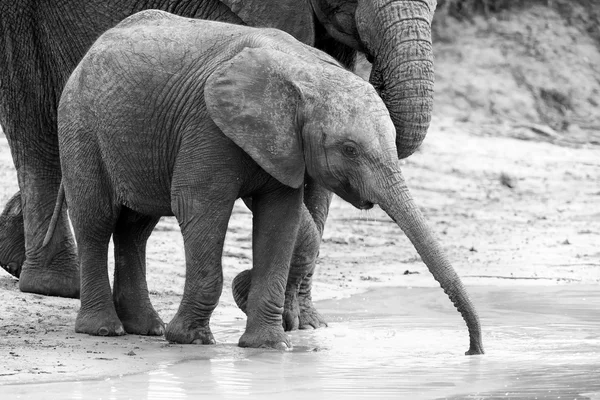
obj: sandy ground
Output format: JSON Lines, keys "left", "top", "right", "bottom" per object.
{"left": 0, "top": 116, "right": 598, "bottom": 384}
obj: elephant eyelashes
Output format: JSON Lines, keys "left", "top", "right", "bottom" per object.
{"left": 342, "top": 143, "right": 360, "bottom": 158}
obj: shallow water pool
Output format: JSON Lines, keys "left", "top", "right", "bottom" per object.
{"left": 5, "top": 285, "right": 600, "bottom": 399}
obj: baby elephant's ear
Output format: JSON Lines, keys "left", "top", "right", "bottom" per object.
{"left": 205, "top": 47, "right": 305, "bottom": 188}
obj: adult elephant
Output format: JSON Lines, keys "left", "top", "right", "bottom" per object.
{"left": 0, "top": 0, "right": 436, "bottom": 326}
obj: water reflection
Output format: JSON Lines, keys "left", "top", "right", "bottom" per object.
{"left": 147, "top": 366, "right": 185, "bottom": 400}
{"left": 4, "top": 285, "right": 600, "bottom": 399}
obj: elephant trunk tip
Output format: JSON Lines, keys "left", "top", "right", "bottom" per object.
{"left": 466, "top": 342, "right": 485, "bottom": 356}
{"left": 393, "top": 119, "right": 431, "bottom": 159}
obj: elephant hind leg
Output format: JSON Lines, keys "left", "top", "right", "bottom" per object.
{"left": 232, "top": 269, "right": 251, "bottom": 313}
{"left": 112, "top": 207, "right": 164, "bottom": 336}
{"left": 69, "top": 190, "right": 123, "bottom": 337}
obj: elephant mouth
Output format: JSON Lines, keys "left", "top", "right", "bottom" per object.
{"left": 357, "top": 200, "right": 374, "bottom": 210}
{"left": 345, "top": 196, "right": 374, "bottom": 210}
{"left": 330, "top": 180, "right": 374, "bottom": 210}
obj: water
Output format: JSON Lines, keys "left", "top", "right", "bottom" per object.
{"left": 4, "top": 285, "right": 600, "bottom": 399}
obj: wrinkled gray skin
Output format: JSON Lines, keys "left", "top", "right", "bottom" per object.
{"left": 53, "top": 11, "right": 483, "bottom": 354}
{"left": 0, "top": 0, "right": 436, "bottom": 330}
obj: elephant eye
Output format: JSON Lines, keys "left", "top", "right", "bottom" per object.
{"left": 342, "top": 143, "right": 359, "bottom": 158}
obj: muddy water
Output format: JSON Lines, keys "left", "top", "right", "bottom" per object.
{"left": 5, "top": 285, "right": 600, "bottom": 399}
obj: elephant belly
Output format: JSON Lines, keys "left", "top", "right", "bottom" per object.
{"left": 108, "top": 155, "right": 175, "bottom": 217}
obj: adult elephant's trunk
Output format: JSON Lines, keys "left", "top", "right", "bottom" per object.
{"left": 357, "top": 0, "right": 436, "bottom": 159}
{"left": 375, "top": 164, "right": 484, "bottom": 355}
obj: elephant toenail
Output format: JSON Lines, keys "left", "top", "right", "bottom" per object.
{"left": 98, "top": 327, "right": 109, "bottom": 336}
{"left": 274, "top": 342, "right": 292, "bottom": 352}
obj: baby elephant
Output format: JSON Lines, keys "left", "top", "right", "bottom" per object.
{"left": 52, "top": 10, "right": 483, "bottom": 353}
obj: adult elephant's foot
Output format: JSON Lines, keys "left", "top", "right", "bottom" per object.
{"left": 115, "top": 303, "right": 165, "bottom": 336}
{"left": 75, "top": 307, "right": 125, "bottom": 336}
{"left": 165, "top": 313, "right": 216, "bottom": 344}
{"left": 238, "top": 325, "right": 291, "bottom": 350}
{"left": 18, "top": 240, "right": 80, "bottom": 299}
{"left": 0, "top": 191, "right": 80, "bottom": 298}
{"left": 0, "top": 192, "right": 26, "bottom": 278}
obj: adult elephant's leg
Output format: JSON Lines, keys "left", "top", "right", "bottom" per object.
{"left": 0, "top": 104, "right": 79, "bottom": 298}
{"left": 0, "top": 193, "right": 26, "bottom": 278}
{"left": 112, "top": 208, "right": 164, "bottom": 336}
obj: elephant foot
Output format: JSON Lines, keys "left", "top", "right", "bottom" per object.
{"left": 165, "top": 314, "right": 215, "bottom": 344}
{"left": 232, "top": 269, "right": 251, "bottom": 313}
{"left": 297, "top": 292, "right": 327, "bottom": 330}
{"left": 115, "top": 303, "right": 165, "bottom": 336}
{"left": 233, "top": 269, "right": 327, "bottom": 331}
{"left": 0, "top": 192, "right": 26, "bottom": 278}
{"left": 75, "top": 308, "right": 125, "bottom": 336}
{"left": 18, "top": 245, "right": 80, "bottom": 299}
{"left": 238, "top": 326, "right": 291, "bottom": 350}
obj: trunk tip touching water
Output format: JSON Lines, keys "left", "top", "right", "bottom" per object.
{"left": 378, "top": 179, "right": 484, "bottom": 356}
{"left": 441, "top": 280, "right": 485, "bottom": 355}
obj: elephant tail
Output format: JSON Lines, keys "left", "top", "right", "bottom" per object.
{"left": 42, "top": 182, "right": 65, "bottom": 248}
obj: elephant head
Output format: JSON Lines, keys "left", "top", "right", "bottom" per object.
{"left": 310, "top": 0, "right": 437, "bottom": 160}
{"left": 220, "top": 0, "right": 437, "bottom": 160}
{"left": 205, "top": 47, "right": 483, "bottom": 355}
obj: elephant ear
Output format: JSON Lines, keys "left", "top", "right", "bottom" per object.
{"left": 205, "top": 48, "right": 306, "bottom": 188}
{"left": 220, "top": 0, "right": 315, "bottom": 45}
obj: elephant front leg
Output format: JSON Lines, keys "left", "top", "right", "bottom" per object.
{"left": 112, "top": 208, "right": 164, "bottom": 336}
{"left": 238, "top": 185, "right": 303, "bottom": 350}
{"left": 165, "top": 192, "right": 236, "bottom": 345}
{"left": 231, "top": 204, "right": 320, "bottom": 329}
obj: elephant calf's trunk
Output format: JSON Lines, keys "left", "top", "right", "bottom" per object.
{"left": 378, "top": 175, "right": 484, "bottom": 355}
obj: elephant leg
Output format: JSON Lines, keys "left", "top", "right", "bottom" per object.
{"left": 231, "top": 206, "right": 318, "bottom": 331}
{"left": 0, "top": 192, "right": 26, "bottom": 278}
{"left": 282, "top": 205, "right": 325, "bottom": 330}
{"left": 71, "top": 205, "right": 123, "bottom": 336}
{"left": 18, "top": 181, "right": 79, "bottom": 299}
{"left": 292, "top": 176, "right": 332, "bottom": 329}
{"left": 233, "top": 176, "right": 330, "bottom": 331}
{"left": 165, "top": 190, "right": 236, "bottom": 345}
{"left": 238, "top": 185, "right": 302, "bottom": 350}
{"left": 1, "top": 106, "right": 79, "bottom": 298}
{"left": 112, "top": 208, "right": 164, "bottom": 336}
